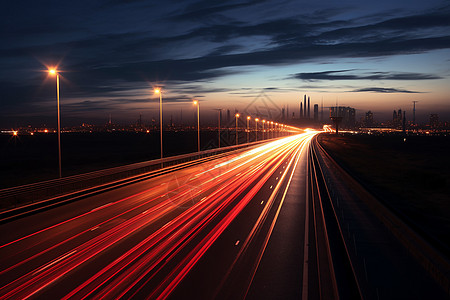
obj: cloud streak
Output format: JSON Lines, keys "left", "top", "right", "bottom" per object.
{"left": 350, "top": 87, "right": 423, "bottom": 93}
{"left": 293, "top": 70, "right": 442, "bottom": 81}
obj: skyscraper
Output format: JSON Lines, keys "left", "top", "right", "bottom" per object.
{"left": 313, "top": 104, "right": 318, "bottom": 121}
{"left": 308, "top": 96, "right": 310, "bottom": 119}
{"left": 303, "top": 95, "right": 307, "bottom": 118}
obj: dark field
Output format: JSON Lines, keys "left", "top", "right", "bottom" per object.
{"left": 319, "top": 133, "right": 450, "bottom": 252}
{"left": 0, "top": 130, "right": 237, "bottom": 189}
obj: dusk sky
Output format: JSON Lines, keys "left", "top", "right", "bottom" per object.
{"left": 1, "top": 0, "right": 449, "bottom": 127}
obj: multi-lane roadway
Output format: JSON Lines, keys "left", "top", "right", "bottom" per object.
{"left": 0, "top": 132, "right": 321, "bottom": 299}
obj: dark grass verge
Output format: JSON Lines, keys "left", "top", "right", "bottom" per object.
{"left": 318, "top": 133, "right": 450, "bottom": 254}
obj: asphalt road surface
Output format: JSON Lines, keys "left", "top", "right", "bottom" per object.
{"left": 0, "top": 132, "right": 318, "bottom": 299}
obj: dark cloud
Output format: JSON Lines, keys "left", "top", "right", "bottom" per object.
{"left": 351, "top": 87, "right": 423, "bottom": 93}
{"left": 170, "top": 0, "right": 268, "bottom": 22}
{"left": 293, "top": 70, "right": 442, "bottom": 81}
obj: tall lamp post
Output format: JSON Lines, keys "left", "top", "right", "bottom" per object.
{"left": 255, "top": 118, "right": 259, "bottom": 141}
{"left": 246, "top": 116, "right": 251, "bottom": 143}
{"left": 49, "top": 69, "right": 62, "bottom": 178}
{"left": 235, "top": 113, "right": 240, "bottom": 145}
{"left": 270, "top": 121, "right": 273, "bottom": 139}
{"left": 193, "top": 100, "right": 200, "bottom": 152}
{"left": 262, "top": 120, "right": 266, "bottom": 140}
{"left": 154, "top": 88, "right": 163, "bottom": 161}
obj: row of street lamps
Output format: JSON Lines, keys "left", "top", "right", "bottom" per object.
{"left": 47, "top": 71, "right": 288, "bottom": 178}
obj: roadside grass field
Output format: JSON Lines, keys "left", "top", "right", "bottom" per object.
{"left": 318, "top": 133, "right": 450, "bottom": 252}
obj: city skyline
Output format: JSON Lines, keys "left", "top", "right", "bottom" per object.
{"left": 1, "top": 0, "right": 450, "bottom": 127}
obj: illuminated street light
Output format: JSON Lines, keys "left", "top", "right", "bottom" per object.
{"left": 255, "top": 118, "right": 259, "bottom": 141}
{"left": 270, "top": 121, "right": 273, "bottom": 139}
{"left": 247, "top": 116, "right": 251, "bottom": 143}
{"left": 275, "top": 122, "right": 278, "bottom": 137}
{"left": 193, "top": 100, "right": 200, "bottom": 152}
{"left": 262, "top": 120, "right": 266, "bottom": 140}
{"left": 235, "top": 113, "right": 240, "bottom": 145}
{"left": 154, "top": 88, "right": 163, "bottom": 162}
{"left": 49, "top": 68, "right": 62, "bottom": 178}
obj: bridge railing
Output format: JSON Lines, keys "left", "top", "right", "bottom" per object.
{"left": 0, "top": 141, "right": 266, "bottom": 212}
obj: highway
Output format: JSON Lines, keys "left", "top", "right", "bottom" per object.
{"left": 0, "top": 132, "right": 320, "bottom": 299}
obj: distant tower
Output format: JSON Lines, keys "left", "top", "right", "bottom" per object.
{"left": 287, "top": 104, "right": 289, "bottom": 120}
{"left": 282, "top": 107, "right": 285, "bottom": 120}
{"left": 304, "top": 95, "right": 307, "bottom": 118}
{"left": 313, "top": 104, "right": 318, "bottom": 121}
{"left": 300, "top": 102, "right": 303, "bottom": 118}
{"left": 227, "top": 109, "right": 231, "bottom": 124}
{"left": 307, "top": 96, "right": 310, "bottom": 119}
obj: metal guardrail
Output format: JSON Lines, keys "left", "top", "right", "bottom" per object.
{"left": 0, "top": 141, "right": 267, "bottom": 213}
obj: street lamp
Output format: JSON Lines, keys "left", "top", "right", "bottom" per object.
{"left": 255, "top": 118, "right": 259, "bottom": 141}
{"left": 270, "top": 121, "right": 273, "bottom": 139}
{"left": 154, "top": 88, "right": 163, "bottom": 162}
{"left": 247, "top": 116, "right": 251, "bottom": 143}
{"left": 193, "top": 100, "right": 200, "bottom": 152}
{"left": 49, "top": 68, "right": 62, "bottom": 178}
{"left": 275, "top": 123, "right": 278, "bottom": 137}
{"left": 262, "top": 120, "right": 266, "bottom": 140}
{"left": 235, "top": 113, "right": 240, "bottom": 145}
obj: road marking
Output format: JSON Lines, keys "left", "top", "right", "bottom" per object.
{"left": 235, "top": 240, "right": 240, "bottom": 246}
{"left": 276, "top": 177, "right": 279, "bottom": 180}
{"left": 90, "top": 202, "right": 112, "bottom": 212}
{"left": 32, "top": 250, "right": 77, "bottom": 275}
{"left": 270, "top": 185, "right": 273, "bottom": 189}
{"left": 235, "top": 173, "right": 241, "bottom": 176}
{"left": 260, "top": 201, "right": 264, "bottom": 205}
{"left": 200, "top": 197, "right": 207, "bottom": 202}
{"left": 142, "top": 210, "right": 149, "bottom": 214}
{"left": 90, "top": 226, "right": 100, "bottom": 231}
